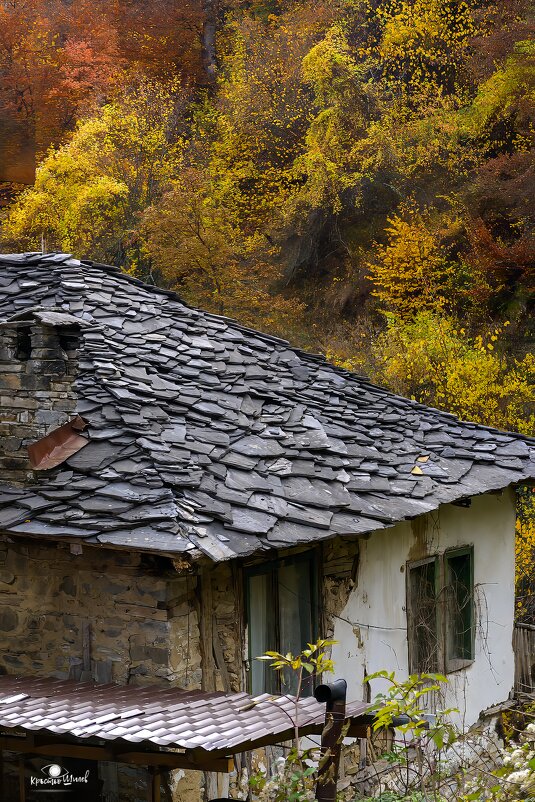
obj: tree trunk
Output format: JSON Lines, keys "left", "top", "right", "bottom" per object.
{"left": 202, "top": 0, "right": 218, "bottom": 85}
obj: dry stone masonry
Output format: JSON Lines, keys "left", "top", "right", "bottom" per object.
{"left": 0, "top": 312, "right": 80, "bottom": 484}
{"left": 0, "top": 538, "right": 201, "bottom": 687}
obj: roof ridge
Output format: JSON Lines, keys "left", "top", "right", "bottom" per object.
{"left": 2, "top": 252, "right": 534, "bottom": 445}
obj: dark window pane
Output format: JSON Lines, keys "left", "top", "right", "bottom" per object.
{"left": 279, "top": 560, "right": 314, "bottom": 695}
{"left": 16, "top": 328, "right": 31, "bottom": 360}
{"left": 247, "top": 556, "right": 316, "bottom": 696}
{"left": 408, "top": 560, "right": 439, "bottom": 673}
{"left": 446, "top": 551, "right": 473, "bottom": 662}
{"left": 248, "top": 571, "right": 277, "bottom": 695}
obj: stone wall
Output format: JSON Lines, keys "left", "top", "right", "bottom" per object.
{"left": 0, "top": 530, "right": 370, "bottom": 801}
{"left": 322, "top": 536, "right": 360, "bottom": 640}
{"left": 0, "top": 536, "right": 200, "bottom": 688}
{"left": 210, "top": 561, "right": 244, "bottom": 692}
{"left": 0, "top": 535, "right": 206, "bottom": 802}
{"left": 0, "top": 319, "right": 79, "bottom": 484}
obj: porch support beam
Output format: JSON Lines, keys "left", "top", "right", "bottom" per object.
{"left": 0, "top": 737, "right": 234, "bottom": 773}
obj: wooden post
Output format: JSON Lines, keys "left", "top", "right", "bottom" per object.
{"left": 314, "top": 679, "right": 347, "bottom": 802}
{"left": 0, "top": 749, "right": 4, "bottom": 801}
{"left": 198, "top": 567, "right": 218, "bottom": 800}
{"left": 148, "top": 767, "right": 161, "bottom": 802}
{"left": 19, "top": 756, "right": 25, "bottom": 802}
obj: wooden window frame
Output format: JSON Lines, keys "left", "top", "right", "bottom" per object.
{"left": 406, "top": 546, "right": 475, "bottom": 676}
{"left": 406, "top": 556, "right": 442, "bottom": 675}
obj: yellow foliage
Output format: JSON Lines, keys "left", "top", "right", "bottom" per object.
{"left": 368, "top": 0, "right": 477, "bottom": 96}
{"left": 371, "top": 312, "right": 535, "bottom": 436}
{"left": 516, "top": 488, "right": 535, "bottom": 623}
{"left": 208, "top": 11, "right": 324, "bottom": 232}
{"left": 367, "top": 204, "right": 456, "bottom": 317}
{"left": 142, "top": 168, "right": 304, "bottom": 336}
{"left": 2, "top": 78, "right": 185, "bottom": 263}
{"left": 296, "top": 24, "right": 371, "bottom": 213}
{"left": 459, "top": 39, "right": 535, "bottom": 156}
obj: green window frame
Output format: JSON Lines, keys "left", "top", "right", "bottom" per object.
{"left": 245, "top": 552, "right": 318, "bottom": 696}
{"left": 444, "top": 546, "right": 475, "bottom": 671}
{"left": 407, "top": 546, "right": 475, "bottom": 675}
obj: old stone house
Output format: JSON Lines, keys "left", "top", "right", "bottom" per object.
{"left": 0, "top": 252, "right": 533, "bottom": 800}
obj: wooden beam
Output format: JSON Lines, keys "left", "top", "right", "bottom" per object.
{"left": 0, "top": 737, "right": 36, "bottom": 754}
{"left": 19, "top": 756, "right": 25, "bottom": 802}
{"left": 34, "top": 744, "right": 114, "bottom": 761}
{"left": 0, "top": 737, "right": 112, "bottom": 761}
{"left": 118, "top": 752, "right": 234, "bottom": 773}
{"left": 149, "top": 768, "right": 161, "bottom": 802}
{"left": 0, "top": 737, "right": 233, "bottom": 773}
{"left": 345, "top": 725, "right": 371, "bottom": 739}
{"left": 199, "top": 566, "right": 216, "bottom": 693}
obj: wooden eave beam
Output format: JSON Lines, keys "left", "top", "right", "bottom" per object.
{"left": 118, "top": 752, "right": 234, "bottom": 772}
{"left": 189, "top": 720, "right": 373, "bottom": 760}
{"left": 0, "top": 736, "right": 233, "bottom": 772}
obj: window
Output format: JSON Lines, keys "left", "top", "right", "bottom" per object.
{"left": 407, "top": 547, "right": 474, "bottom": 674}
{"left": 445, "top": 548, "right": 474, "bottom": 671}
{"left": 407, "top": 557, "right": 439, "bottom": 674}
{"left": 16, "top": 327, "right": 32, "bottom": 360}
{"left": 245, "top": 553, "right": 317, "bottom": 696}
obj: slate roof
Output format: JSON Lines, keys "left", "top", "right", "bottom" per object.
{"left": 0, "top": 252, "right": 533, "bottom": 562}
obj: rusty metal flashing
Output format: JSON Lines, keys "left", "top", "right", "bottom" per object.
{"left": 28, "top": 416, "right": 89, "bottom": 471}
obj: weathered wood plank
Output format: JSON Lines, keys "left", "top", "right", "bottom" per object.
{"left": 514, "top": 624, "right": 535, "bottom": 694}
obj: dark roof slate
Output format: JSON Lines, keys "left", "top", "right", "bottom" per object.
{"left": 0, "top": 252, "right": 533, "bottom": 561}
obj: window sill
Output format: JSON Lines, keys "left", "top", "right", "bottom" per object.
{"left": 445, "top": 658, "right": 475, "bottom": 674}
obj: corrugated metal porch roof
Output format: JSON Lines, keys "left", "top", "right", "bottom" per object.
{"left": 0, "top": 675, "right": 372, "bottom": 769}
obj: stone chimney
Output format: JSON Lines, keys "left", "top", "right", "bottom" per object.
{"left": 0, "top": 309, "right": 82, "bottom": 484}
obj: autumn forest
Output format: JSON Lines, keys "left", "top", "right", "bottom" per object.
{"left": 0, "top": 0, "right": 533, "bottom": 612}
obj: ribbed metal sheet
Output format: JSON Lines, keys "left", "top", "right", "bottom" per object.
{"left": 0, "top": 676, "right": 371, "bottom": 754}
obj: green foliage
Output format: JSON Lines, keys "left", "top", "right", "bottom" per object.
{"left": 251, "top": 747, "right": 317, "bottom": 802}
{"left": 358, "top": 792, "right": 437, "bottom": 802}
{"left": 257, "top": 639, "right": 337, "bottom": 676}
{"left": 251, "top": 638, "right": 337, "bottom": 801}
{"left": 363, "top": 671, "right": 460, "bottom": 800}
{"left": 367, "top": 670, "right": 458, "bottom": 750}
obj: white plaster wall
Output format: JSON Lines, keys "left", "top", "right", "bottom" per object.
{"left": 331, "top": 488, "right": 516, "bottom": 727}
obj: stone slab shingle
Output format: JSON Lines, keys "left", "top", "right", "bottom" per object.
{"left": 0, "top": 252, "right": 533, "bottom": 561}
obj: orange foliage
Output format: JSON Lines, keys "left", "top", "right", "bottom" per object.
{"left": 116, "top": 0, "right": 204, "bottom": 81}
{"left": 0, "top": 0, "right": 206, "bottom": 153}
{"left": 0, "top": 0, "right": 122, "bottom": 150}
